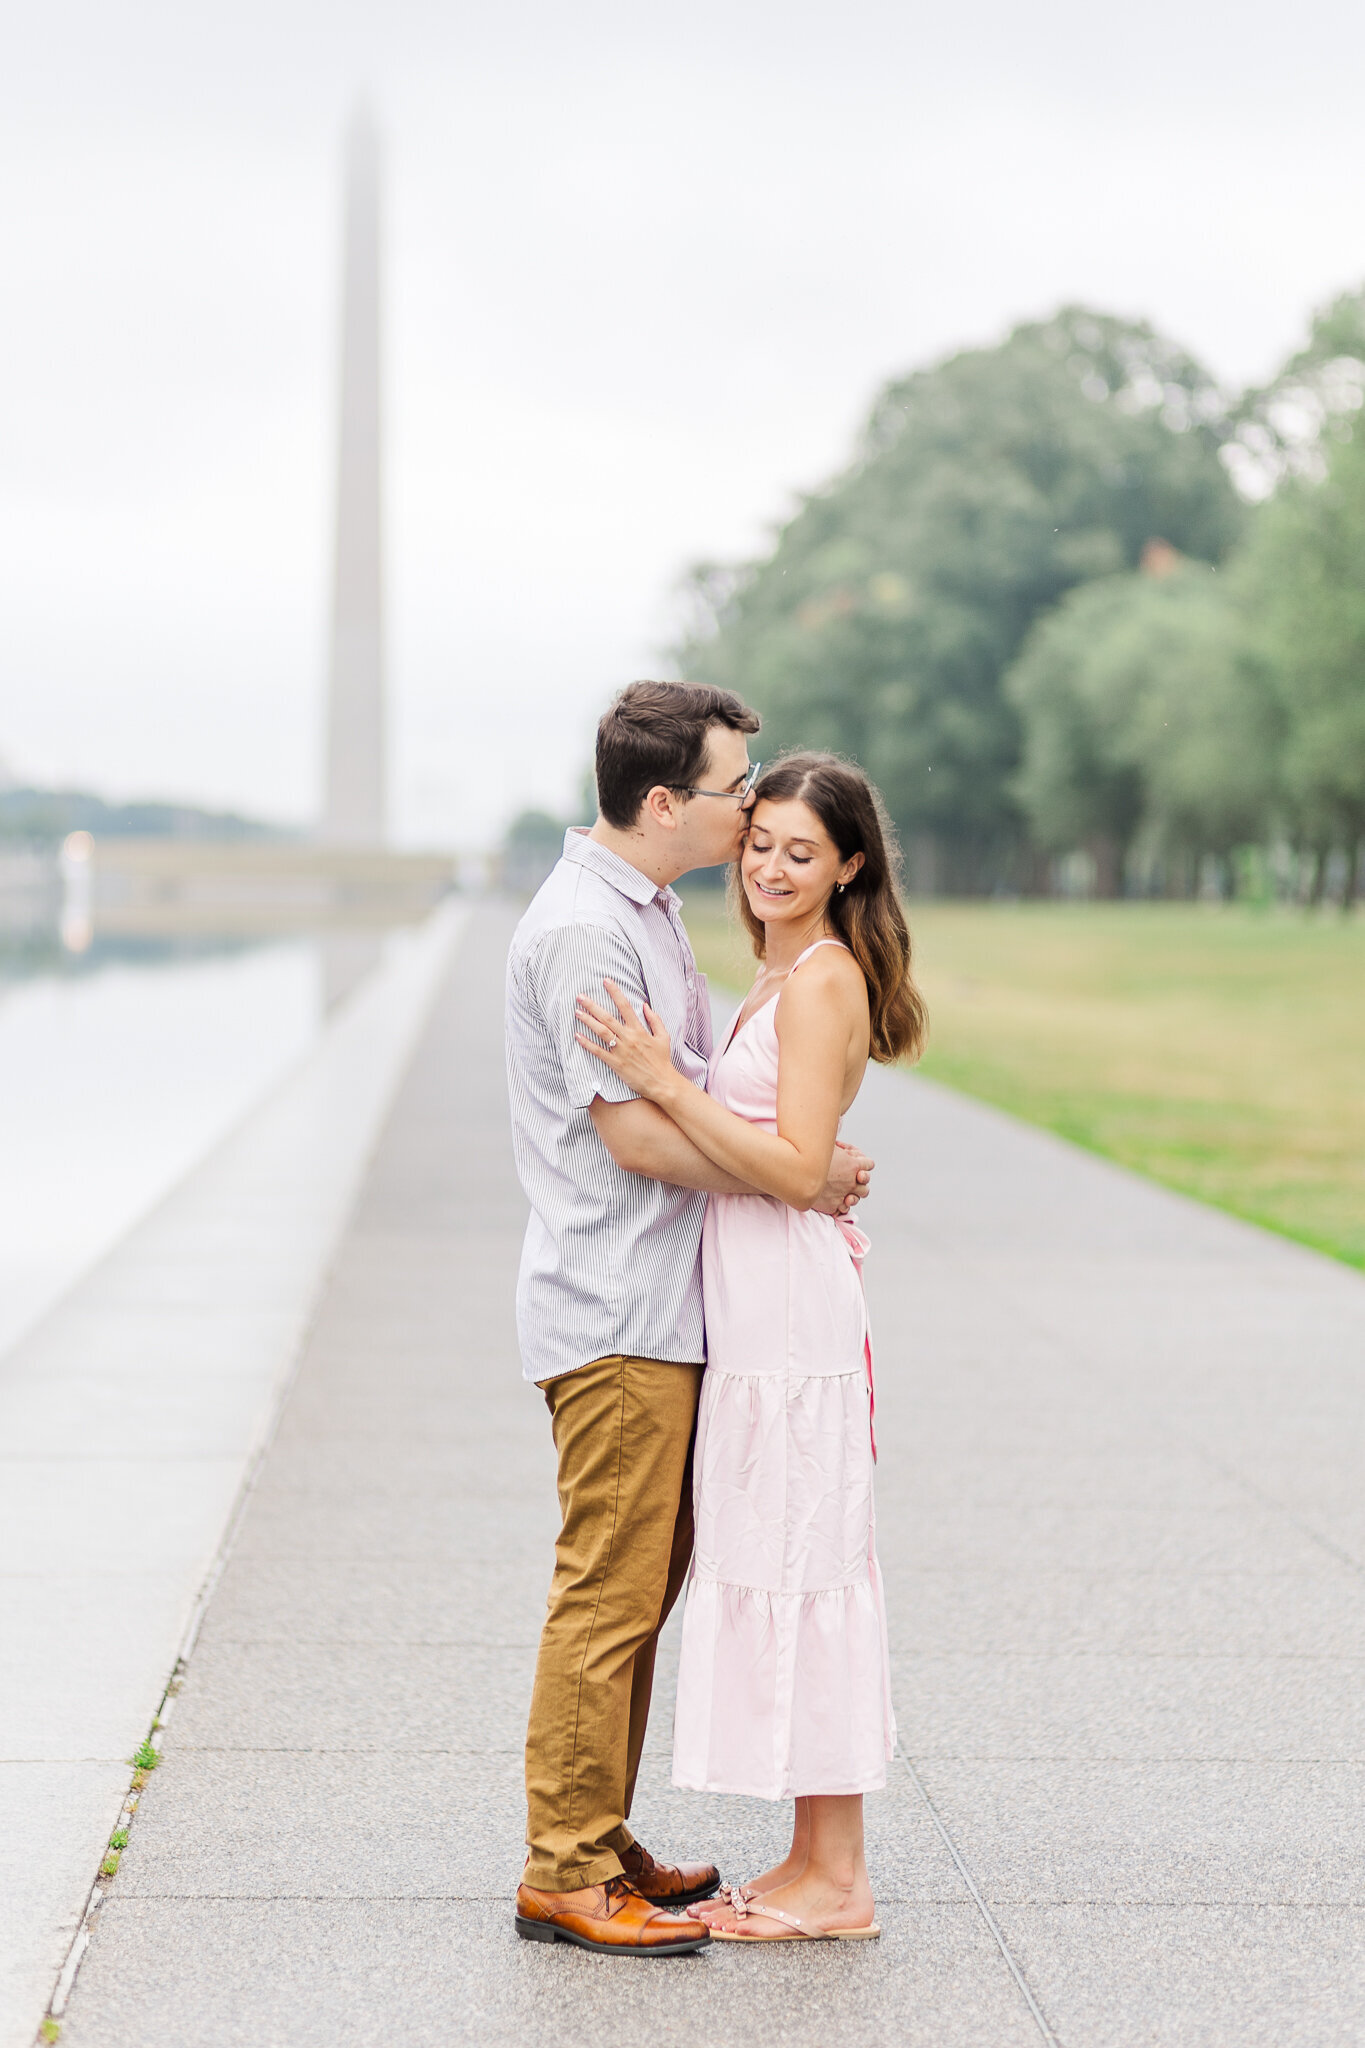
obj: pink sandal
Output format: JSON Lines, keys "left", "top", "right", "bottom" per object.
{"left": 709, "top": 1892, "right": 881, "bottom": 1943}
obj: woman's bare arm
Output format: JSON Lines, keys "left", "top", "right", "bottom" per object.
{"left": 589, "top": 1096, "right": 755, "bottom": 1193}
{"left": 576, "top": 952, "right": 869, "bottom": 1211}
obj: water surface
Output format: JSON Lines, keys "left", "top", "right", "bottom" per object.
{"left": 0, "top": 937, "right": 320, "bottom": 1357}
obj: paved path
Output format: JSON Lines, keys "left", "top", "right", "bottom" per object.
{"left": 61, "top": 903, "right": 1365, "bottom": 2047}
{"left": 0, "top": 909, "right": 463, "bottom": 2048}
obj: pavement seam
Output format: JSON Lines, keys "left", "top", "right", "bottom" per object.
{"left": 42, "top": 1693, "right": 175, "bottom": 2036}
{"left": 99, "top": 1892, "right": 1365, "bottom": 1907}
{"left": 38, "top": 1371, "right": 298, "bottom": 2037}
{"left": 88, "top": 1893, "right": 962, "bottom": 1905}
{"left": 892, "top": 1650, "right": 1365, "bottom": 1660}
{"left": 169, "top": 1744, "right": 525, "bottom": 1754}
{"left": 157, "top": 1745, "right": 1365, "bottom": 1763}
{"left": 897, "top": 1746, "right": 1063, "bottom": 2048}
{"left": 1167, "top": 1428, "right": 1365, "bottom": 1581}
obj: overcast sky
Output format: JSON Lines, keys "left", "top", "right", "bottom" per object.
{"left": 2, "top": 0, "right": 1362, "bottom": 847}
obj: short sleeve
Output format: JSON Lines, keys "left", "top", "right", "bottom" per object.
{"left": 528, "top": 921, "right": 650, "bottom": 1111}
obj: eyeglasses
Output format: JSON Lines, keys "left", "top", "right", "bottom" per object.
{"left": 676, "top": 760, "right": 762, "bottom": 803}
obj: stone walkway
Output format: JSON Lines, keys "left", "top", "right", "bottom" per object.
{"left": 0, "top": 908, "right": 462, "bottom": 2048}
{"left": 61, "top": 904, "right": 1365, "bottom": 2046}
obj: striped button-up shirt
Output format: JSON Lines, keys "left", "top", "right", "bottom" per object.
{"left": 505, "top": 830, "right": 713, "bottom": 1384}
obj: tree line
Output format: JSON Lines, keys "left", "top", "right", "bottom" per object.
{"left": 0, "top": 786, "right": 283, "bottom": 845}
{"left": 675, "top": 293, "right": 1365, "bottom": 904}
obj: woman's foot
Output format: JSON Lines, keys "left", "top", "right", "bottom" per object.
{"left": 688, "top": 1881, "right": 748, "bottom": 1930}
{"left": 713, "top": 1870, "right": 876, "bottom": 1940}
{"left": 689, "top": 1847, "right": 809, "bottom": 1928}
{"left": 690, "top": 1805, "right": 811, "bottom": 1928}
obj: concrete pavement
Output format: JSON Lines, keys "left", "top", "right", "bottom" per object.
{"left": 56, "top": 902, "right": 1365, "bottom": 2046}
{"left": 0, "top": 908, "right": 464, "bottom": 2048}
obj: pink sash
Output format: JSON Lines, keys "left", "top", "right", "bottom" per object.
{"left": 834, "top": 1214, "right": 876, "bottom": 1462}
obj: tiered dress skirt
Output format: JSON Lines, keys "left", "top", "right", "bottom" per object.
{"left": 671, "top": 996, "right": 895, "bottom": 1800}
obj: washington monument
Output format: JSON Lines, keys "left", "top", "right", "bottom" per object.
{"left": 323, "top": 109, "right": 386, "bottom": 845}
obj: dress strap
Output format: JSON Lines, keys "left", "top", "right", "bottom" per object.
{"left": 789, "top": 937, "right": 849, "bottom": 974}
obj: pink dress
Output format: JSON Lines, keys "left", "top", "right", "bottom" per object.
{"left": 671, "top": 939, "right": 896, "bottom": 1800}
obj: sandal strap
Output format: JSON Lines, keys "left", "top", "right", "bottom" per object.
{"left": 722, "top": 1881, "right": 806, "bottom": 1932}
{"left": 746, "top": 1904, "right": 806, "bottom": 1932}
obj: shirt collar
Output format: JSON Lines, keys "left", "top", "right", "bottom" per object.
{"left": 562, "top": 827, "right": 677, "bottom": 909}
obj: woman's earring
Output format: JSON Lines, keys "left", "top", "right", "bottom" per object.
{"left": 837, "top": 882, "right": 846, "bottom": 894}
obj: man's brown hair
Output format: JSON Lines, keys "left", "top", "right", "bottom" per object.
{"left": 594, "top": 680, "right": 760, "bottom": 829}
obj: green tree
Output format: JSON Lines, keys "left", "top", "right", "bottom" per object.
{"left": 0, "top": 787, "right": 281, "bottom": 844}
{"left": 1005, "top": 562, "right": 1280, "bottom": 893}
{"left": 502, "top": 807, "right": 569, "bottom": 894}
{"left": 678, "top": 307, "right": 1243, "bottom": 889}
{"left": 1236, "top": 419, "right": 1365, "bottom": 902}
{"left": 1230, "top": 287, "right": 1365, "bottom": 494}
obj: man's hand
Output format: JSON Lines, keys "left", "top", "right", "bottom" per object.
{"left": 813, "top": 1141, "right": 874, "bottom": 1217}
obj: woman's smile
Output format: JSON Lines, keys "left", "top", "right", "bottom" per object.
{"left": 740, "top": 795, "right": 850, "bottom": 929}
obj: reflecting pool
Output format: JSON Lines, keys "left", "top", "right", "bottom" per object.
{"left": 0, "top": 933, "right": 321, "bottom": 1358}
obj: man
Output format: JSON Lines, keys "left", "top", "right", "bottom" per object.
{"left": 505, "top": 680, "right": 874, "bottom": 1956}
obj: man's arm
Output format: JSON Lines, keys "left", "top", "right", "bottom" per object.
{"left": 590, "top": 1097, "right": 752, "bottom": 1193}
{"left": 531, "top": 919, "right": 873, "bottom": 1206}
{"left": 591, "top": 1097, "right": 874, "bottom": 1211}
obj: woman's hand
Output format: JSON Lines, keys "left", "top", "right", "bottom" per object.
{"left": 576, "top": 979, "right": 682, "bottom": 1104}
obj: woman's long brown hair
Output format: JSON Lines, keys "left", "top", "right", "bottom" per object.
{"left": 734, "top": 752, "right": 928, "bottom": 1064}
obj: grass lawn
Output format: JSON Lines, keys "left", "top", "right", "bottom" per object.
{"left": 681, "top": 896, "right": 1365, "bottom": 1272}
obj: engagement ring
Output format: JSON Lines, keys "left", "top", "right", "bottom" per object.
{"left": 607, "top": 1035, "right": 619, "bottom": 1049}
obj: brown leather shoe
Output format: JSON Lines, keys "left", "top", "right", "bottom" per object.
{"left": 515, "top": 1875, "right": 710, "bottom": 1955}
{"left": 619, "top": 1839, "right": 721, "bottom": 1909}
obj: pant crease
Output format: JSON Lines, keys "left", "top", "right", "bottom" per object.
{"left": 560, "top": 1362, "right": 628, "bottom": 1862}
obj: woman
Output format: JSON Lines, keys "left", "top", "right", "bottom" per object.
{"left": 575, "top": 752, "right": 926, "bottom": 1944}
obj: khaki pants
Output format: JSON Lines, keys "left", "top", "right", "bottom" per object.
{"left": 523, "top": 1353, "right": 703, "bottom": 1893}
